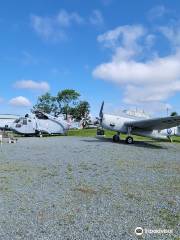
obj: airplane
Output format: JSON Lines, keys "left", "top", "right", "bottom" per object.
{"left": 10, "top": 110, "right": 70, "bottom": 136}
{"left": 97, "top": 102, "right": 180, "bottom": 144}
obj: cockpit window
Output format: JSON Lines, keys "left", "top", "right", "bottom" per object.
{"left": 23, "top": 119, "right": 27, "bottom": 125}
{"left": 35, "top": 112, "right": 48, "bottom": 119}
{"left": 14, "top": 119, "right": 20, "bottom": 123}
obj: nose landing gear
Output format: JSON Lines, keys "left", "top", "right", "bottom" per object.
{"left": 113, "top": 133, "right": 120, "bottom": 142}
{"left": 96, "top": 128, "right": 105, "bottom": 136}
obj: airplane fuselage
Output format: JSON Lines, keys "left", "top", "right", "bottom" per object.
{"left": 102, "top": 114, "right": 180, "bottom": 140}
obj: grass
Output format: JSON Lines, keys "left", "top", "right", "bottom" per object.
{"left": 7, "top": 128, "right": 180, "bottom": 143}
{"left": 0, "top": 162, "right": 59, "bottom": 192}
{"left": 73, "top": 183, "right": 112, "bottom": 196}
{"left": 67, "top": 128, "right": 99, "bottom": 137}
{"left": 158, "top": 208, "right": 179, "bottom": 228}
{"left": 67, "top": 128, "right": 180, "bottom": 143}
{"left": 74, "top": 185, "right": 97, "bottom": 195}
{"left": 67, "top": 129, "right": 148, "bottom": 140}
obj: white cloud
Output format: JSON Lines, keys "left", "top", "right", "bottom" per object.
{"left": 31, "top": 9, "right": 84, "bottom": 41}
{"left": 89, "top": 10, "right": 104, "bottom": 26}
{"left": 31, "top": 15, "right": 66, "bottom": 41}
{"left": 159, "top": 24, "right": 180, "bottom": 48}
{"left": 123, "top": 82, "right": 180, "bottom": 104}
{"left": 14, "top": 80, "right": 50, "bottom": 92}
{"left": 148, "top": 5, "right": 167, "bottom": 21}
{"left": 97, "top": 25, "right": 145, "bottom": 47}
{"left": 100, "top": 0, "right": 113, "bottom": 6}
{"left": 93, "top": 24, "right": 180, "bottom": 113}
{"left": 93, "top": 53, "right": 180, "bottom": 85}
{"left": 57, "top": 9, "right": 84, "bottom": 27}
{"left": 21, "top": 51, "right": 38, "bottom": 65}
{"left": 97, "top": 25, "right": 146, "bottom": 60}
{"left": 9, "top": 96, "right": 31, "bottom": 107}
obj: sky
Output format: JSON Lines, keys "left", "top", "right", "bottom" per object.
{"left": 0, "top": 0, "right": 180, "bottom": 117}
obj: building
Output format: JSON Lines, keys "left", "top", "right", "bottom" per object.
{"left": 0, "top": 114, "right": 20, "bottom": 129}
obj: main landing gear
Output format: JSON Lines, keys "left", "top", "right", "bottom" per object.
{"left": 113, "top": 127, "right": 134, "bottom": 144}
{"left": 125, "top": 136, "right": 134, "bottom": 144}
{"left": 125, "top": 126, "right": 134, "bottom": 144}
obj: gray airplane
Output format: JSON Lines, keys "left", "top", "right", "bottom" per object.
{"left": 97, "top": 102, "right": 180, "bottom": 144}
{"left": 10, "top": 111, "right": 70, "bottom": 136}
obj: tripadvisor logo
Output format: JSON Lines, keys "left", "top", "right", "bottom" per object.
{"left": 135, "top": 227, "right": 143, "bottom": 236}
{"left": 135, "top": 227, "right": 173, "bottom": 236}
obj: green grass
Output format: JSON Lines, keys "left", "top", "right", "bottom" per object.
{"left": 67, "top": 128, "right": 147, "bottom": 139}
{"left": 67, "top": 128, "right": 98, "bottom": 137}
{"left": 10, "top": 128, "right": 180, "bottom": 143}
{"left": 172, "top": 136, "right": 180, "bottom": 143}
{"left": 67, "top": 129, "right": 180, "bottom": 142}
{"left": 158, "top": 208, "right": 180, "bottom": 228}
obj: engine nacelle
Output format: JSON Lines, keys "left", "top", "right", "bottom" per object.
{"left": 174, "top": 126, "right": 180, "bottom": 136}
{"left": 166, "top": 126, "right": 180, "bottom": 136}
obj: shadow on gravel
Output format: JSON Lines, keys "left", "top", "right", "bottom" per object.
{"left": 131, "top": 141, "right": 167, "bottom": 149}
{"left": 81, "top": 138, "right": 167, "bottom": 149}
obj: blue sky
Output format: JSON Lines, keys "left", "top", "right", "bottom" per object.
{"left": 0, "top": 0, "right": 180, "bottom": 116}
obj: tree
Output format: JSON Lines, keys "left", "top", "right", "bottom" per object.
{"left": 171, "top": 112, "right": 178, "bottom": 116}
{"left": 73, "top": 101, "right": 90, "bottom": 121}
{"left": 57, "top": 89, "right": 80, "bottom": 119}
{"left": 33, "top": 92, "right": 57, "bottom": 114}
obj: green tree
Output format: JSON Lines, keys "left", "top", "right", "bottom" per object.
{"left": 33, "top": 92, "right": 57, "bottom": 114}
{"left": 73, "top": 101, "right": 90, "bottom": 121}
{"left": 57, "top": 89, "right": 80, "bottom": 119}
{"left": 171, "top": 112, "right": 178, "bottom": 116}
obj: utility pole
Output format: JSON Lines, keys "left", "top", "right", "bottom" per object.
{"left": 166, "top": 107, "right": 169, "bottom": 116}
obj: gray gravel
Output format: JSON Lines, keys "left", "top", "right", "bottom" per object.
{"left": 0, "top": 136, "right": 179, "bottom": 240}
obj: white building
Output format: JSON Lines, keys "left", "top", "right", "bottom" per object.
{"left": 123, "top": 109, "right": 150, "bottom": 119}
{"left": 0, "top": 114, "right": 20, "bottom": 129}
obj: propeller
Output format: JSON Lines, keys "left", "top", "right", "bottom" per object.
{"left": 99, "top": 101, "right": 104, "bottom": 124}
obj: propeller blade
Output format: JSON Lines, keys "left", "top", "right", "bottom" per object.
{"left": 99, "top": 101, "right": 104, "bottom": 122}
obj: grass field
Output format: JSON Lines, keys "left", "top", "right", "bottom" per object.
{"left": 67, "top": 128, "right": 180, "bottom": 143}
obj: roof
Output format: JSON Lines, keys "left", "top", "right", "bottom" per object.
{"left": 0, "top": 114, "right": 20, "bottom": 119}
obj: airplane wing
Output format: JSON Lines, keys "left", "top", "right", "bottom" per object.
{"left": 125, "top": 115, "right": 180, "bottom": 131}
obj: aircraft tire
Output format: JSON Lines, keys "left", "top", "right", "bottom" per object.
{"left": 113, "top": 134, "right": 120, "bottom": 142}
{"left": 125, "top": 136, "right": 134, "bottom": 144}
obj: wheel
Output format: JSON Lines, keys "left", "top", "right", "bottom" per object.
{"left": 125, "top": 136, "right": 134, "bottom": 144}
{"left": 97, "top": 129, "right": 105, "bottom": 136}
{"left": 113, "top": 134, "right": 120, "bottom": 142}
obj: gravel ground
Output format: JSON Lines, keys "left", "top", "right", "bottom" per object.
{"left": 0, "top": 136, "right": 179, "bottom": 240}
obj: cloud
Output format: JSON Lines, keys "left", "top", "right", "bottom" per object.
{"left": 97, "top": 25, "right": 147, "bottom": 60}
{"left": 21, "top": 51, "right": 38, "bottom": 65}
{"left": 123, "top": 81, "right": 180, "bottom": 104}
{"left": 57, "top": 9, "right": 84, "bottom": 27}
{"left": 14, "top": 80, "right": 50, "bottom": 92}
{"left": 148, "top": 5, "right": 167, "bottom": 21}
{"left": 89, "top": 10, "right": 104, "bottom": 26}
{"left": 93, "top": 24, "right": 180, "bottom": 113}
{"left": 97, "top": 25, "right": 145, "bottom": 47}
{"left": 159, "top": 23, "right": 180, "bottom": 48}
{"left": 31, "top": 9, "right": 84, "bottom": 41}
{"left": 93, "top": 53, "right": 180, "bottom": 85}
{"left": 9, "top": 96, "right": 31, "bottom": 107}
{"left": 31, "top": 15, "right": 66, "bottom": 41}
{"left": 100, "top": 0, "right": 113, "bottom": 6}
